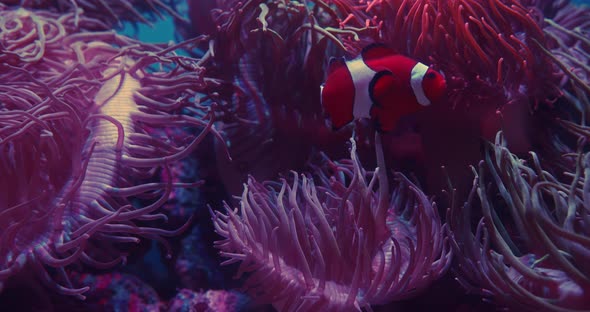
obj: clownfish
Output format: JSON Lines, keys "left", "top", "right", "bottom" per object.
{"left": 320, "top": 44, "right": 446, "bottom": 132}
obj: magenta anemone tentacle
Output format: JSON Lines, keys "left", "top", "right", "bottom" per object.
{"left": 212, "top": 135, "right": 451, "bottom": 311}
{"left": 0, "top": 7, "right": 220, "bottom": 297}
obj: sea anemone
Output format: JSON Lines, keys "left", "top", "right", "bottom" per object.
{"left": 186, "top": 0, "right": 218, "bottom": 36}
{"left": 528, "top": 1, "right": 590, "bottom": 174}
{"left": 2, "top": 0, "right": 187, "bottom": 28}
{"left": 449, "top": 132, "right": 590, "bottom": 311}
{"left": 202, "top": 0, "right": 369, "bottom": 194}
{"left": 0, "top": 7, "right": 221, "bottom": 297}
{"left": 211, "top": 136, "right": 451, "bottom": 311}
{"left": 447, "top": 3, "right": 590, "bottom": 310}
{"left": 196, "top": 0, "right": 567, "bottom": 198}
{"left": 345, "top": 0, "right": 566, "bottom": 193}
{"left": 358, "top": 0, "right": 560, "bottom": 110}
{"left": 543, "top": 2, "right": 590, "bottom": 89}
{"left": 185, "top": 0, "right": 584, "bottom": 171}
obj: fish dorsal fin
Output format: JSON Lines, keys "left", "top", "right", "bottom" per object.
{"left": 361, "top": 43, "right": 395, "bottom": 61}
{"left": 327, "top": 56, "right": 346, "bottom": 74}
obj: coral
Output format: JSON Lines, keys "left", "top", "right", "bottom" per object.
{"left": 0, "top": 7, "right": 222, "bottom": 297}
{"left": 175, "top": 225, "right": 227, "bottom": 290}
{"left": 449, "top": 132, "right": 590, "bottom": 311}
{"left": 69, "top": 272, "right": 162, "bottom": 311}
{"left": 2, "top": 0, "right": 590, "bottom": 311}
{"left": 212, "top": 136, "right": 451, "bottom": 311}
{"left": 167, "top": 288, "right": 252, "bottom": 312}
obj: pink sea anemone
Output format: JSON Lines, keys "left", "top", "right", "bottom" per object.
{"left": 357, "top": 0, "right": 560, "bottom": 110}
{"left": 445, "top": 3, "right": 590, "bottom": 310}
{"left": 0, "top": 7, "right": 222, "bottom": 297}
{"left": 540, "top": 0, "right": 590, "bottom": 102}
{"left": 211, "top": 136, "right": 451, "bottom": 311}
{"left": 202, "top": 0, "right": 366, "bottom": 194}
{"left": 449, "top": 133, "right": 590, "bottom": 311}
{"left": 2, "top": 0, "right": 187, "bottom": 28}
{"left": 343, "top": 0, "right": 564, "bottom": 193}
{"left": 526, "top": 1, "right": 590, "bottom": 174}
{"left": 186, "top": 0, "right": 218, "bottom": 36}
{"left": 195, "top": 0, "right": 566, "bottom": 199}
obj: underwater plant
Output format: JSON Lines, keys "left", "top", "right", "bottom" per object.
{"left": 0, "top": 7, "right": 222, "bottom": 297}
{"left": 212, "top": 136, "right": 451, "bottom": 311}
{"left": 449, "top": 132, "right": 590, "bottom": 311}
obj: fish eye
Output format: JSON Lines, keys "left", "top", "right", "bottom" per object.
{"left": 426, "top": 72, "right": 436, "bottom": 79}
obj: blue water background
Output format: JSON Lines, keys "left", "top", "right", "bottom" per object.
{"left": 120, "top": 2, "right": 187, "bottom": 42}
{"left": 122, "top": 18, "right": 176, "bottom": 43}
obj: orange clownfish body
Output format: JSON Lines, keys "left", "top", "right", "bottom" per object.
{"left": 320, "top": 44, "right": 447, "bottom": 132}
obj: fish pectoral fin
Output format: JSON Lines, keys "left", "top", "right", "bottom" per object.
{"left": 374, "top": 111, "right": 400, "bottom": 133}
{"left": 369, "top": 70, "right": 397, "bottom": 107}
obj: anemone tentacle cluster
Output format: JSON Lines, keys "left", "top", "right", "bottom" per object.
{"left": 450, "top": 132, "right": 590, "bottom": 311}
{"left": 2, "top": 0, "right": 590, "bottom": 311}
{"left": 3, "top": 0, "right": 188, "bottom": 28}
{"left": 208, "top": 0, "right": 368, "bottom": 194}
{"left": 0, "top": 7, "right": 219, "bottom": 296}
{"left": 530, "top": 1, "right": 590, "bottom": 176}
{"left": 212, "top": 137, "right": 451, "bottom": 311}
{"left": 264, "top": 0, "right": 561, "bottom": 112}
{"left": 196, "top": 1, "right": 590, "bottom": 311}
{"left": 206, "top": 0, "right": 572, "bottom": 197}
